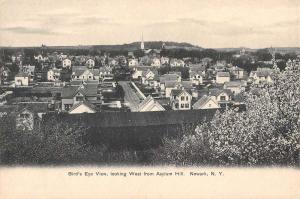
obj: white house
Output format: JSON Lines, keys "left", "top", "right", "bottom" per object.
{"left": 209, "top": 89, "right": 232, "bottom": 103}
{"left": 216, "top": 72, "right": 230, "bottom": 84}
{"left": 62, "top": 58, "right": 72, "bottom": 68}
{"left": 47, "top": 68, "right": 61, "bottom": 82}
{"left": 141, "top": 69, "right": 158, "bottom": 87}
{"left": 99, "top": 66, "right": 112, "bottom": 78}
{"left": 137, "top": 96, "right": 165, "bottom": 112}
{"left": 230, "top": 66, "right": 244, "bottom": 79}
{"left": 224, "top": 81, "right": 246, "bottom": 95}
{"left": 151, "top": 58, "right": 161, "bottom": 67}
{"left": 189, "top": 70, "right": 204, "bottom": 86}
{"left": 170, "top": 88, "right": 192, "bottom": 110}
{"left": 68, "top": 101, "right": 96, "bottom": 114}
{"left": 192, "top": 95, "right": 220, "bottom": 109}
{"left": 170, "top": 59, "right": 185, "bottom": 67}
{"left": 86, "top": 58, "right": 95, "bottom": 68}
{"left": 249, "top": 70, "right": 273, "bottom": 84}
{"left": 160, "top": 56, "right": 169, "bottom": 65}
{"left": 72, "top": 68, "right": 100, "bottom": 81}
{"left": 15, "top": 72, "right": 29, "bottom": 86}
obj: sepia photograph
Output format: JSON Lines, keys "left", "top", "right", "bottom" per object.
{"left": 0, "top": 0, "right": 299, "bottom": 198}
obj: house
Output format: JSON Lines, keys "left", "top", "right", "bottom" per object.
{"left": 99, "top": 66, "right": 112, "bottom": 78}
{"left": 230, "top": 66, "right": 244, "bottom": 79}
{"left": 62, "top": 58, "right": 72, "bottom": 68}
{"left": 141, "top": 69, "right": 159, "bottom": 87}
{"left": 128, "top": 58, "right": 139, "bottom": 67}
{"left": 68, "top": 101, "right": 96, "bottom": 114}
{"left": 216, "top": 72, "right": 230, "bottom": 84}
{"left": 151, "top": 57, "right": 161, "bottom": 67}
{"left": 249, "top": 69, "right": 273, "bottom": 84}
{"left": 15, "top": 72, "right": 29, "bottom": 86}
{"left": 170, "top": 88, "right": 192, "bottom": 110}
{"left": 21, "top": 65, "right": 35, "bottom": 82}
{"left": 159, "top": 73, "right": 182, "bottom": 92}
{"left": 161, "top": 57, "right": 169, "bottom": 65}
{"left": 137, "top": 96, "right": 165, "bottom": 112}
{"left": 47, "top": 68, "right": 61, "bottom": 82}
{"left": 170, "top": 58, "right": 185, "bottom": 67}
{"left": 224, "top": 81, "right": 246, "bottom": 95}
{"left": 192, "top": 95, "right": 220, "bottom": 110}
{"left": 86, "top": 58, "right": 95, "bottom": 68}
{"left": 71, "top": 67, "right": 100, "bottom": 81}
{"left": 131, "top": 66, "right": 153, "bottom": 79}
{"left": 164, "top": 81, "right": 179, "bottom": 98}
{"left": 61, "top": 83, "right": 100, "bottom": 111}
{"left": 209, "top": 89, "right": 232, "bottom": 103}
{"left": 189, "top": 68, "right": 204, "bottom": 85}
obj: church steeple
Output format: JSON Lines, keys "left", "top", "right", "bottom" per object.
{"left": 140, "top": 33, "right": 144, "bottom": 50}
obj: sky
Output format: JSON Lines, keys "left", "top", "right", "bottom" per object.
{"left": 0, "top": 0, "right": 299, "bottom": 48}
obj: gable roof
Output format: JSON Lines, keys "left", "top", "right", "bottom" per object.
{"left": 209, "top": 89, "right": 232, "bottom": 97}
{"left": 192, "top": 95, "right": 219, "bottom": 109}
{"left": 61, "top": 84, "right": 98, "bottom": 98}
{"left": 170, "top": 89, "right": 192, "bottom": 97}
{"left": 137, "top": 95, "right": 165, "bottom": 112}
{"left": 68, "top": 101, "right": 96, "bottom": 113}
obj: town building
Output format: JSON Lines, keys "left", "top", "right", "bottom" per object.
{"left": 86, "top": 58, "right": 95, "bottom": 68}
{"left": 170, "top": 88, "right": 192, "bottom": 110}
{"left": 47, "top": 68, "right": 61, "bottom": 82}
{"left": 68, "top": 101, "right": 97, "bottom": 114}
{"left": 137, "top": 96, "right": 165, "bottom": 112}
{"left": 15, "top": 72, "right": 29, "bottom": 86}
{"left": 62, "top": 58, "right": 72, "bottom": 68}
{"left": 192, "top": 95, "right": 220, "bottom": 110}
{"left": 216, "top": 72, "right": 230, "bottom": 84}
{"left": 61, "top": 83, "right": 100, "bottom": 111}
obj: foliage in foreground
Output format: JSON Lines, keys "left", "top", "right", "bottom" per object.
{"left": 0, "top": 117, "right": 145, "bottom": 165}
{"left": 154, "top": 60, "right": 300, "bottom": 166}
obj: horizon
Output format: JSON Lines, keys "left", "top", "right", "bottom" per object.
{"left": 0, "top": 0, "right": 299, "bottom": 48}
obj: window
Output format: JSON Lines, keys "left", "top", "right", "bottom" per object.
{"left": 20, "top": 113, "right": 30, "bottom": 119}
{"left": 89, "top": 76, "right": 92, "bottom": 79}
{"left": 185, "top": 103, "right": 189, "bottom": 108}
{"left": 76, "top": 96, "right": 84, "bottom": 101}
{"left": 77, "top": 76, "right": 79, "bottom": 78}
{"left": 208, "top": 104, "right": 212, "bottom": 107}
{"left": 186, "top": 96, "right": 189, "bottom": 101}
{"left": 64, "top": 104, "right": 71, "bottom": 111}
{"left": 181, "top": 96, "right": 185, "bottom": 101}
{"left": 175, "top": 103, "right": 179, "bottom": 108}
{"left": 181, "top": 104, "right": 184, "bottom": 108}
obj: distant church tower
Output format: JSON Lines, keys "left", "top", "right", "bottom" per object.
{"left": 140, "top": 33, "right": 144, "bottom": 50}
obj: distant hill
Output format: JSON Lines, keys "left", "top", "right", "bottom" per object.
{"left": 0, "top": 41, "right": 203, "bottom": 52}
{"left": 92, "top": 41, "right": 203, "bottom": 51}
{"left": 214, "top": 47, "right": 300, "bottom": 54}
